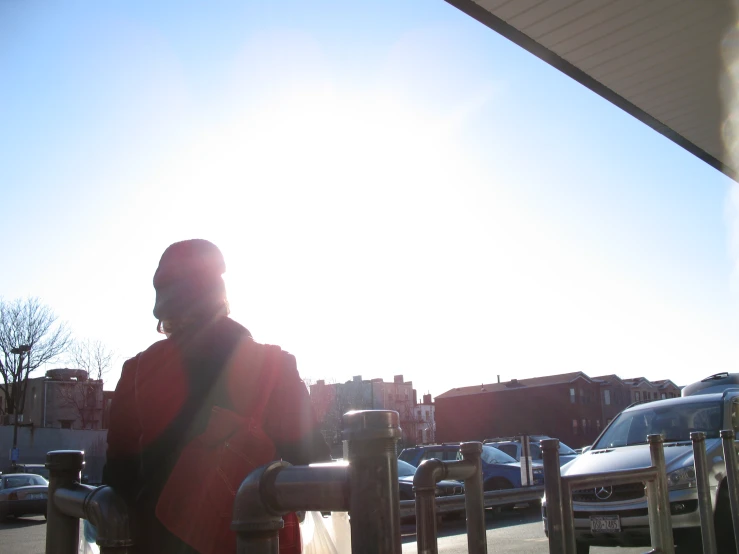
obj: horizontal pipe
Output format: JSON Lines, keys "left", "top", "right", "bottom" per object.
{"left": 53, "top": 483, "right": 96, "bottom": 520}
{"left": 563, "top": 467, "right": 656, "bottom": 490}
{"left": 443, "top": 460, "right": 476, "bottom": 483}
{"left": 399, "top": 486, "right": 545, "bottom": 517}
{"left": 270, "top": 465, "right": 350, "bottom": 513}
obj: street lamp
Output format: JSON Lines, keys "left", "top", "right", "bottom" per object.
{"left": 9, "top": 344, "right": 31, "bottom": 465}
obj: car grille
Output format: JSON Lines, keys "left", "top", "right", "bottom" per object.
{"left": 572, "top": 482, "right": 645, "bottom": 503}
{"left": 436, "top": 486, "right": 464, "bottom": 497}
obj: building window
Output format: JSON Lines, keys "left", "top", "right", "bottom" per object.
{"left": 596, "top": 420, "right": 601, "bottom": 432}
{"left": 579, "top": 389, "right": 585, "bottom": 404}
{"left": 572, "top": 419, "right": 578, "bottom": 435}
{"left": 570, "top": 388, "right": 575, "bottom": 404}
{"left": 661, "top": 393, "right": 666, "bottom": 399}
{"left": 604, "top": 390, "right": 611, "bottom": 405}
{"left": 635, "top": 391, "right": 641, "bottom": 402}
{"left": 582, "top": 419, "right": 587, "bottom": 433}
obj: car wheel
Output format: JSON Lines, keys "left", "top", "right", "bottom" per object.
{"left": 575, "top": 541, "right": 590, "bottom": 554}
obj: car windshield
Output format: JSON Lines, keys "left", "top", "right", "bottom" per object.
{"left": 2, "top": 476, "right": 36, "bottom": 489}
{"left": 594, "top": 400, "right": 722, "bottom": 449}
{"left": 558, "top": 442, "right": 577, "bottom": 456}
{"left": 481, "top": 445, "right": 517, "bottom": 464}
{"left": 397, "top": 459, "right": 416, "bottom": 477}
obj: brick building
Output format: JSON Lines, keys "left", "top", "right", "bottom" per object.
{"left": 309, "top": 374, "right": 421, "bottom": 447}
{"left": 436, "top": 372, "right": 683, "bottom": 449}
{"left": 0, "top": 368, "right": 104, "bottom": 430}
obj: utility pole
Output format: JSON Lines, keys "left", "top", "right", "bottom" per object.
{"left": 10, "top": 344, "right": 31, "bottom": 466}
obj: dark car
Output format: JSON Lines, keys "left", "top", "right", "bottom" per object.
{"left": 398, "top": 443, "right": 544, "bottom": 491}
{"left": 0, "top": 473, "right": 49, "bottom": 519}
{"left": 397, "top": 459, "right": 464, "bottom": 500}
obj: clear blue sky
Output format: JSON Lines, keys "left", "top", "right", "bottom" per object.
{"left": 1, "top": 0, "right": 736, "bottom": 397}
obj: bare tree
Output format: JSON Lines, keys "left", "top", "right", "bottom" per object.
{"left": 69, "top": 339, "right": 114, "bottom": 381}
{"left": 0, "top": 297, "right": 71, "bottom": 419}
{"left": 56, "top": 378, "right": 101, "bottom": 429}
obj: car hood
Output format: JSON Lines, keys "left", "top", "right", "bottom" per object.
{"left": 561, "top": 440, "right": 720, "bottom": 476}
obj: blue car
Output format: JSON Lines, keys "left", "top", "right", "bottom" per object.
{"left": 399, "top": 444, "right": 543, "bottom": 491}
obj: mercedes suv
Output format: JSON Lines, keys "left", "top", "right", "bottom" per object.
{"left": 542, "top": 372, "right": 739, "bottom": 553}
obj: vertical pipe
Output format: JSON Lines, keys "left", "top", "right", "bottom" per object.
{"left": 645, "top": 478, "right": 663, "bottom": 553}
{"left": 414, "top": 465, "right": 439, "bottom": 554}
{"left": 343, "top": 410, "right": 402, "bottom": 554}
{"left": 691, "top": 431, "right": 718, "bottom": 554}
{"left": 720, "top": 429, "right": 739, "bottom": 553}
{"left": 541, "top": 439, "right": 565, "bottom": 554}
{"left": 461, "top": 442, "right": 487, "bottom": 554}
{"left": 649, "top": 434, "right": 675, "bottom": 554}
{"left": 45, "top": 450, "right": 84, "bottom": 554}
{"left": 560, "top": 479, "right": 576, "bottom": 553}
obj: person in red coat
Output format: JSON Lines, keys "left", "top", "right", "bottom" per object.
{"left": 104, "top": 239, "right": 330, "bottom": 554}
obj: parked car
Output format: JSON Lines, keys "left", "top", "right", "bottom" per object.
{"left": 10, "top": 463, "right": 50, "bottom": 481}
{"left": 0, "top": 473, "right": 49, "bottom": 519}
{"left": 397, "top": 459, "right": 464, "bottom": 500}
{"left": 485, "top": 435, "right": 580, "bottom": 467}
{"left": 542, "top": 372, "right": 739, "bottom": 553}
{"left": 398, "top": 443, "right": 544, "bottom": 490}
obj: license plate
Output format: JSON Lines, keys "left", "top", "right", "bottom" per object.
{"left": 590, "top": 515, "right": 621, "bottom": 532}
{"left": 26, "top": 493, "right": 47, "bottom": 500}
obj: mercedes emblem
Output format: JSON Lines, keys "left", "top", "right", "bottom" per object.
{"left": 594, "top": 485, "right": 613, "bottom": 500}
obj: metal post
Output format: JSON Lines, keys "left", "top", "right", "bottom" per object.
{"left": 461, "top": 442, "right": 487, "bottom": 554}
{"left": 46, "top": 450, "right": 84, "bottom": 554}
{"left": 414, "top": 459, "right": 442, "bottom": 554}
{"left": 691, "top": 431, "right": 718, "bottom": 554}
{"left": 648, "top": 434, "right": 675, "bottom": 554}
{"left": 541, "top": 439, "right": 565, "bottom": 554}
{"left": 560, "top": 478, "right": 576, "bottom": 553}
{"left": 721, "top": 429, "right": 739, "bottom": 553}
{"left": 343, "top": 410, "right": 402, "bottom": 554}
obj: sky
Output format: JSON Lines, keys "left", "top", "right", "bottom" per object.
{"left": 1, "top": 0, "right": 737, "bottom": 398}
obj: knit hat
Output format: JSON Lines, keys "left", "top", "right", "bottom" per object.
{"left": 153, "top": 239, "right": 227, "bottom": 320}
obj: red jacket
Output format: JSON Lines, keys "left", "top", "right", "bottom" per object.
{"left": 104, "top": 317, "right": 330, "bottom": 554}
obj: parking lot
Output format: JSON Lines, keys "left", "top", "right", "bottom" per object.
{"left": 0, "top": 506, "right": 651, "bottom": 554}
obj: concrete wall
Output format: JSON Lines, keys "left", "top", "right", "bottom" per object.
{"left": 0, "top": 426, "right": 107, "bottom": 483}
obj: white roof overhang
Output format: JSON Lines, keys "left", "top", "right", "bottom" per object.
{"left": 445, "top": 0, "right": 738, "bottom": 181}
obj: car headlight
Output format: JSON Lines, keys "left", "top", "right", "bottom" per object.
{"left": 667, "top": 465, "right": 696, "bottom": 490}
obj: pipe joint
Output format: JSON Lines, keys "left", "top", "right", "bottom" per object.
{"left": 232, "top": 461, "right": 289, "bottom": 533}
{"left": 413, "top": 458, "right": 446, "bottom": 493}
{"left": 83, "top": 486, "right": 134, "bottom": 548}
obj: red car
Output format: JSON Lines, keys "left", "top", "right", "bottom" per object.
{"left": 0, "top": 473, "right": 48, "bottom": 519}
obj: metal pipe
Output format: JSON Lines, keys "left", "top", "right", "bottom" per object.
{"left": 83, "top": 485, "right": 135, "bottom": 552}
{"left": 721, "top": 429, "right": 739, "bottom": 553}
{"left": 560, "top": 478, "right": 577, "bottom": 553}
{"left": 269, "top": 464, "right": 349, "bottom": 513}
{"left": 541, "top": 438, "right": 564, "bottom": 554}
{"left": 414, "top": 458, "right": 444, "bottom": 554}
{"left": 232, "top": 461, "right": 288, "bottom": 554}
{"left": 343, "top": 410, "right": 402, "bottom": 554}
{"left": 53, "top": 482, "right": 94, "bottom": 519}
{"left": 460, "top": 442, "right": 487, "bottom": 554}
{"left": 691, "top": 431, "right": 718, "bottom": 554}
{"left": 45, "top": 450, "right": 84, "bottom": 554}
{"left": 649, "top": 434, "right": 674, "bottom": 554}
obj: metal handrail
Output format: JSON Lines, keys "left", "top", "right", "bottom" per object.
{"left": 232, "top": 409, "right": 403, "bottom": 554}
{"left": 45, "top": 450, "right": 134, "bottom": 554}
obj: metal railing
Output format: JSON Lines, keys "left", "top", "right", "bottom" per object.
{"left": 45, "top": 450, "right": 134, "bottom": 554}
{"left": 233, "top": 409, "right": 402, "bottom": 554}
{"left": 541, "top": 435, "right": 674, "bottom": 554}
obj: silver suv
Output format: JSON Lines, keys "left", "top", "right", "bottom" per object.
{"left": 542, "top": 373, "right": 739, "bottom": 553}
